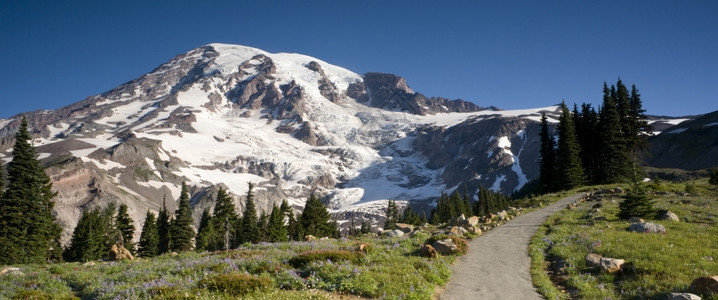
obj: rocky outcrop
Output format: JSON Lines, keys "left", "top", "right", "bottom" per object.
{"left": 668, "top": 293, "right": 702, "bottom": 300}
{"left": 658, "top": 210, "right": 680, "bottom": 222}
{"left": 628, "top": 222, "right": 666, "bottom": 234}
{"left": 690, "top": 276, "right": 718, "bottom": 295}
{"left": 109, "top": 244, "right": 134, "bottom": 261}
{"left": 432, "top": 238, "right": 458, "bottom": 255}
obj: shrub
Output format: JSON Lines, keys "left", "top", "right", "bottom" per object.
{"left": 618, "top": 182, "right": 656, "bottom": 220}
{"left": 288, "top": 250, "right": 364, "bottom": 268}
{"left": 198, "top": 273, "right": 273, "bottom": 296}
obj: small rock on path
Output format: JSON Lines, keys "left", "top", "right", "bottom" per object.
{"left": 439, "top": 193, "right": 585, "bottom": 300}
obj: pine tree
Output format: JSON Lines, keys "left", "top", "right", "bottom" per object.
{"left": 360, "top": 221, "right": 371, "bottom": 234}
{"left": 258, "top": 211, "right": 269, "bottom": 242}
{"left": 554, "top": 102, "right": 585, "bottom": 190}
{"left": 575, "top": 103, "right": 600, "bottom": 184}
{"left": 63, "top": 208, "right": 104, "bottom": 262}
{"left": 281, "top": 199, "right": 301, "bottom": 241}
{"left": 267, "top": 204, "right": 288, "bottom": 242}
{"left": 116, "top": 204, "right": 135, "bottom": 253}
{"left": 240, "top": 183, "right": 260, "bottom": 244}
{"left": 156, "top": 198, "right": 171, "bottom": 255}
{"left": 137, "top": 210, "right": 159, "bottom": 258}
{"left": 384, "top": 200, "right": 399, "bottom": 229}
{"left": 474, "top": 186, "right": 489, "bottom": 217}
{"left": 598, "top": 83, "right": 631, "bottom": 183}
{"left": 300, "top": 194, "right": 332, "bottom": 238}
{"left": 171, "top": 182, "right": 195, "bottom": 252}
{"left": 627, "top": 84, "right": 652, "bottom": 174}
{"left": 618, "top": 182, "right": 656, "bottom": 220}
{"left": 213, "top": 187, "right": 238, "bottom": 250}
{"left": 195, "top": 208, "right": 214, "bottom": 252}
{"left": 101, "top": 203, "right": 122, "bottom": 253}
{"left": 538, "top": 113, "right": 556, "bottom": 193}
{"left": 710, "top": 167, "right": 718, "bottom": 186}
{"left": 0, "top": 117, "right": 62, "bottom": 265}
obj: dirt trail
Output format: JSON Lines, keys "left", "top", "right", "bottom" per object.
{"left": 438, "top": 193, "right": 585, "bottom": 299}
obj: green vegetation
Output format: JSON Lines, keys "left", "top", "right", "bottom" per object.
{"left": 530, "top": 179, "right": 718, "bottom": 299}
{"left": 0, "top": 232, "right": 456, "bottom": 299}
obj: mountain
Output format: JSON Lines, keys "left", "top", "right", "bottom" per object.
{"left": 647, "top": 110, "right": 718, "bottom": 170}
{"left": 0, "top": 44, "right": 560, "bottom": 244}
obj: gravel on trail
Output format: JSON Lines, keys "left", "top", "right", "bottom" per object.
{"left": 438, "top": 193, "right": 585, "bottom": 300}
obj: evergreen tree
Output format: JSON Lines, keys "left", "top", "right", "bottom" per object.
{"left": 240, "top": 183, "right": 260, "bottom": 244}
{"left": 384, "top": 200, "right": 399, "bottom": 229}
{"left": 710, "top": 167, "right": 718, "bottom": 186}
{"left": 116, "top": 204, "right": 135, "bottom": 253}
{"left": 575, "top": 103, "right": 601, "bottom": 184}
{"left": 538, "top": 113, "right": 556, "bottom": 193}
{"left": 400, "top": 206, "right": 421, "bottom": 225}
{"left": 101, "top": 203, "right": 122, "bottom": 252}
{"left": 171, "top": 182, "right": 195, "bottom": 252}
{"left": 0, "top": 168, "right": 5, "bottom": 200}
{"left": 300, "top": 194, "right": 332, "bottom": 237}
{"left": 618, "top": 182, "right": 656, "bottom": 220}
{"left": 194, "top": 208, "right": 214, "bottom": 252}
{"left": 63, "top": 208, "right": 104, "bottom": 262}
{"left": 212, "top": 187, "right": 238, "bottom": 251}
{"left": 360, "top": 221, "right": 371, "bottom": 234}
{"left": 627, "top": 84, "right": 652, "bottom": 173}
{"left": 473, "top": 186, "right": 489, "bottom": 217}
{"left": 156, "top": 198, "right": 171, "bottom": 255}
{"left": 598, "top": 83, "right": 631, "bottom": 183}
{"left": 258, "top": 211, "right": 269, "bottom": 242}
{"left": 137, "top": 210, "right": 159, "bottom": 258}
{"left": 0, "top": 117, "right": 62, "bottom": 265}
{"left": 554, "top": 102, "right": 585, "bottom": 190}
{"left": 280, "top": 199, "right": 301, "bottom": 241}
{"left": 267, "top": 204, "right": 288, "bottom": 242}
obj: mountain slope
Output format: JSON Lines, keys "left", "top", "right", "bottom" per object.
{"left": 0, "top": 43, "right": 558, "bottom": 243}
{"left": 647, "top": 109, "right": 718, "bottom": 170}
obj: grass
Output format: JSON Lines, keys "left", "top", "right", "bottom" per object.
{"left": 0, "top": 232, "right": 456, "bottom": 299}
{"left": 530, "top": 179, "right": 718, "bottom": 299}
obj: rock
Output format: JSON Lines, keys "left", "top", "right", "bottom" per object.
{"left": 628, "top": 222, "right": 666, "bottom": 234}
{"left": 304, "top": 235, "right": 317, "bottom": 241}
{"left": 0, "top": 267, "right": 23, "bottom": 277}
{"left": 395, "top": 223, "right": 415, "bottom": 233}
{"left": 449, "top": 226, "right": 468, "bottom": 236}
{"left": 383, "top": 229, "right": 404, "bottom": 237}
{"left": 466, "top": 216, "right": 479, "bottom": 227}
{"left": 82, "top": 262, "right": 96, "bottom": 267}
{"left": 450, "top": 214, "right": 467, "bottom": 226}
{"left": 109, "top": 244, "right": 134, "bottom": 261}
{"left": 658, "top": 210, "right": 680, "bottom": 222}
{"left": 498, "top": 210, "right": 508, "bottom": 218}
{"left": 171, "top": 252, "right": 179, "bottom": 256}
{"left": 690, "top": 276, "right": 718, "bottom": 295}
{"left": 668, "top": 293, "right": 702, "bottom": 300}
{"left": 586, "top": 253, "right": 603, "bottom": 268}
{"left": 467, "top": 226, "right": 482, "bottom": 235}
{"left": 614, "top": 187, "right": 624, "bottom": 194}
{"left": 567, "top": 203, "right": 577, "bottom": 210}
{"left": 629, "top": 217, "right": 645, "bottom": 223}
{"left": 600, "top": 257, "right": 625, "bottom": 273}
{"left": 419, "top": 244, "right": 439, "bottom": 258}
{"left": 432, "top": 239, "right": 458, "bottom": 255}
{"left": 480, "top": 225, "right": 490, "bottom": 232}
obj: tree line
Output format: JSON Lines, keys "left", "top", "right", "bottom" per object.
{"left": 539, "top": 79, "right": 652, "bottom": 193}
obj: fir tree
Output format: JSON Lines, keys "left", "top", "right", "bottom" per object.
{"left": 384, "top": 200, "right": 399, "bottom": 229}
{"left": 258, "top": 211, "right": 269, "bottom": 242}
{"left": 171, "top": 182, "right": 195, "bottom": 252}
{"left": 618, "top": 182, "right": 656, "bottom": 220}
{"left": 575, "top": 103, "right": 601, "bottom": 184}
{"left": 474, "top": 186, "right": 489, "bottom": 217}
{"left": 360, "top": 221, "right": 371, "bottom": 234}
{"left": 0, "top": 117, "right": 62, "bottom": 265}
{"left": 627, "top": 84, "right": 652, "bottom": 173}
{"left": 137, "top": 210, "right": 159, "bottom": 258}
{"left": 598, "top": 83, "right": 631, "bottom": 183}
{"left": 554, "top": 103, "right": 585, "bottom": 190}
{"left": 400, "top": 206, "right": 421, "bottom": 225}
{"left": 267, "top": 204, "right": 288, "bottom": 242}
{"left": 116, "top": 204, "right": 135, "bottom": 253}
{"left": 240, "top": 183, "right": 260, "bottom": 244}
{"left": 300, "top": 194, "right": 332, "bottom": 238}
{"left": 710, "top": 167, "right": 718, "bottom": 186}
{"left": 280, "top": 199, "right": 301, "bottom": 241}
{"left": 101, "top": 203, "right": 122, "bottom": 252}
{"left": 538, "top": 113, "right": 556, "bottom": 193}
{"left": 194, "top": 208, "right": 214, "bottom": 251}
{"left": 156, "top": 198, "right": 171, "bottom": 255}
{"left": 212, "top": 187, "right": 238, "bottom": 251}
{"left": 63, "top": 208, "right": 104, "bottom": 262}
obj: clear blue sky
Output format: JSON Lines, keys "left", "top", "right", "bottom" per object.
{"left": 1, "top": 0, "right": 716, "bottom": 118}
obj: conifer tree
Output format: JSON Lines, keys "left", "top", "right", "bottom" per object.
{"left": 194, "top": 208, "right": 214, "bottom": 251}
{"left": 240, "top": 183, "right": 260, "bottom": 244}
{"left": 171, "top": 182, "right": 195, "bottom": 252}
{"left": 710, "top": 167, "right": 718, "bottom": 186}
{"left": 575, "top": 104, "right": 600, "bottom": 184}
{"left": 627, "top": 85, "right": 652, "bottom": 169}
{"left": 384, "top": 200, "right": 399, "bottom": 229}
{"left": 400, "top": 206, "right": 421, "bottom": 225}
{"left": 554, "top": 103, "right": 585, "bottom": 190}
{"left": 598, "top": 83, "right": 631, "bottom": 183}
{"left": 360, "top": 221, "right": 371, "bottom": 234}
{"left": 267, "top": 204, "right": 288, "bottom": 242}
{"left": 213, "top": 187, "right": 238, "bottom": 250}
{"left": 0, "top": 117, "right": 62, "bottom": 265}
{"left": 137, "top": 210, "right": 159, "bottom": 258}
{"left": 538, "top": 113, "right": 556, "bottom": 193}
{"left": 156, "top": 198, "right": 171, "bottom": 255}
{"left": 473, "top": 186, "right": 489, "bottom": 217}
{"left": 63, "top": 208, "right": 105, "bottom": 262}
{"left": 300, "top": 194, "right": 332, "bottom": 237}
{"left": 116, "top": 204, "right": 135, "bottom": 253}
{"left": 618, "top": 182, "right": 656, "bottom": 220}
{"left": 280, "top": 199, "right": 301, "bottom": 241}
{"left": 258, "top": 211, "right": 269, "bottom": 242}
{"left": 101, "top": 203, "right": 122, "bottom": 252}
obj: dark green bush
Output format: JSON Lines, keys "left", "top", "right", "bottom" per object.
{"left": 288, "top": 250, "right": 364, "bottom": 268}
{"left": 198, "top": 273, "right": 273, "bottom": 296}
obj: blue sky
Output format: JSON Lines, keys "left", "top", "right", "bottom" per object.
{"left": 1, "top": 0, "right": 716, "bottom": 118}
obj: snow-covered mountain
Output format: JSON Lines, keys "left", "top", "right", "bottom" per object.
{"left": 0, "top": 43, "right": 560, "bottom": 243}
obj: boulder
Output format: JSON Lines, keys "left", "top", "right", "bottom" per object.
{"left": 586, "top": 253, "right": 603, "bottom": 269}
{"left": 109, "top": 244, "right": 134, "bottom": 261}
{"left": 383, "top": 229, "right": 404, "bottom": 237}
{"left": 467, "top": 226, "right": 482, "bottom": 235}
{"left": 658, "top": 210, "right": 680, "bottom": 222}
{"left": 466, "top": 216, "right": 479, "bottom": 227}
{"left": 0, "top": 267, "right": 23, "bottom": 277}
{"left": 450, "top": 214, "right": 467, "bottom": 226}
{"left": 304, "top": 235, "right": 317, "bottom": 241}
{"left": 449, "top": 226, "right": 468, "bottom": 236}
{"left": 432, "top": 239, "right": 458, "bottom": 255}
{"left": 600, "top": 257, "right": 625, "bottom": 273}
{"left": 668, "top": 293, "right": 702, "bottom": 300}
{"left": 419, "top": 244, "right": 439, "bottom": 258}
{"left": 628, "top": 222, "right": 666, "bottom": 234}
{"left": 629, "top": 217, "right": 645, "bottom": 223}
{"left": 480, "top": 225, "right": 490, "bottom": 232}
{"left": 498, "top": 210, "right": 508, "bottom": 218}
{"left": 567, "top": 203, "right": 577, "bottom": 210}
{"left": 82, "top": 262, "right": 96, "bottom": 266}
{"left": 395, "top": 223, "right": 415, "bottom": 233}
{"left": 690, "top": 276, "right": 718, "bottom": 295}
